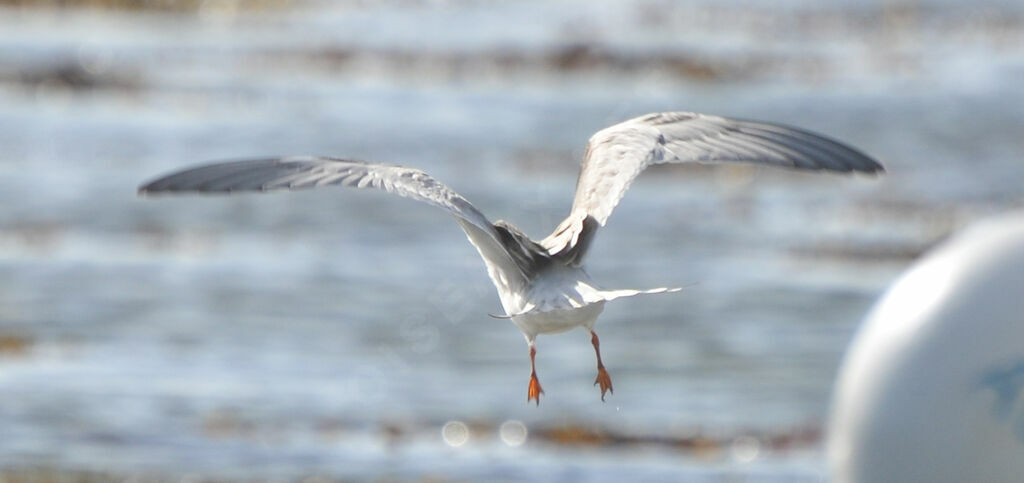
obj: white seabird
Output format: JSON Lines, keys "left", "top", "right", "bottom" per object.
{"left": 139, "top": 111, "right": 883, "bottom": 404}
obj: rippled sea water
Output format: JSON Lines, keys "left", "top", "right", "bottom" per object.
{"left": 1, "top": 0, "right": 1023, "bottom": 480}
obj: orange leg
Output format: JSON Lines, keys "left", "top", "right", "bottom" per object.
{"left": 527, "top": 344, "right": 544, "bottom": 405}
{"left": 591, "top": 330, "right": 613, "bottom": 401}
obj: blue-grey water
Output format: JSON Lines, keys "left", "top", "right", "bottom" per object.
{"left": 1, "top": 0, "right": 1023, "bottom": 480}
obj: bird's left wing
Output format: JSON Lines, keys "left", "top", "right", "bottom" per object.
{"left": 139, "top": 156, "right": 531, "bottom": 291}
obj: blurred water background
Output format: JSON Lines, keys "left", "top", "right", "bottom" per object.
{"left": 0, "top": 0, "right": 1022, "bottom": 480}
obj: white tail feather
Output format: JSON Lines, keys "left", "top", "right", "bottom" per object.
{"left": 598, "top": 286, "right": 682, "bottom": 302}
{"left": 491, "top": 284, "right": 691, "bottom": 319}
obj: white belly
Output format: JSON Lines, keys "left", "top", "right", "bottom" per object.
{"left": 510, "top": 301, "right": 605, "bottom": 337}
{"left": 496, "top": 264, "right": 611, "bottom": 339}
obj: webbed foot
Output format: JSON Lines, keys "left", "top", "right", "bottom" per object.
{"left": 594, "top": 365, "right": 613, "bottom": 401}
{"left": 528, "top": 371, "right": 544, "bottom": 405}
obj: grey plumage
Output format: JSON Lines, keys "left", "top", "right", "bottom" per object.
{"left": 538, "top": 112, "right": 882, "bottom": 264}
{"left": 139, "top": 156, "right": 534, "bottom": 291}
{"left": 138, "top": 111, "right": 882, "bottom": 290}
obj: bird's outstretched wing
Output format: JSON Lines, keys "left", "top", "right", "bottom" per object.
{"left": 541, "top": 111, "right": 884, "bottom": 265}
{"left": 139, "top": 156, "right": 531, "bottom": 292}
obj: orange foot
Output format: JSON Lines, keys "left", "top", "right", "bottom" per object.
{"left": 528, "top": 372, "right": 544, "bottom": 406}
{"left": 594, "top": 366, "right": 613, "bottom": 401}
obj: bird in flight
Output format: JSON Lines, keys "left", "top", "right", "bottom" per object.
{"left": 139, "top": 111, "right": 883, "bottom": 405}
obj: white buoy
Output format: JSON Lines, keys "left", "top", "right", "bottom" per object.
{"left": 829, "top": 212, "right": 1024, "bottom": 482}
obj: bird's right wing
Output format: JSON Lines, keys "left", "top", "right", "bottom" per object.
{"left": 541, "top": 112, "right": 884, "bottom": 265}
{"left": 139, "top": 156, "right": 530, "bottom": 293}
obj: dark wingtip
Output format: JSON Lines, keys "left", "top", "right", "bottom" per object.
{"left": 847, "top": 143, "right": 886, "bottom": 174}
{"left": 838, "top": 152, "right": 884, "bottom": 175}
{"left": 137, "top": 179, "right": 164, "bottom": 196}
{"left": 862, "top": 158, "right": 886, "bottom": 175}
{"left": 837, "top": 149, "right": 884, "bottom": 175}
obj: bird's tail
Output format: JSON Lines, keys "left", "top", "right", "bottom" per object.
{"left": 487, "top": 283, "right": 692, "bottom": 319}
{"left": 598, "top": 286, "right": 683, "bottom": 302}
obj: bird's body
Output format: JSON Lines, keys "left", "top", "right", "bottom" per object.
{"left": 510, "top": 266, "right": 604, "bottom": 333}
{"left": 512, "top": 301, "right": 604, "bottom": 337}
{"left": 139, "top": 111, "right": 883, "bottom": 404}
